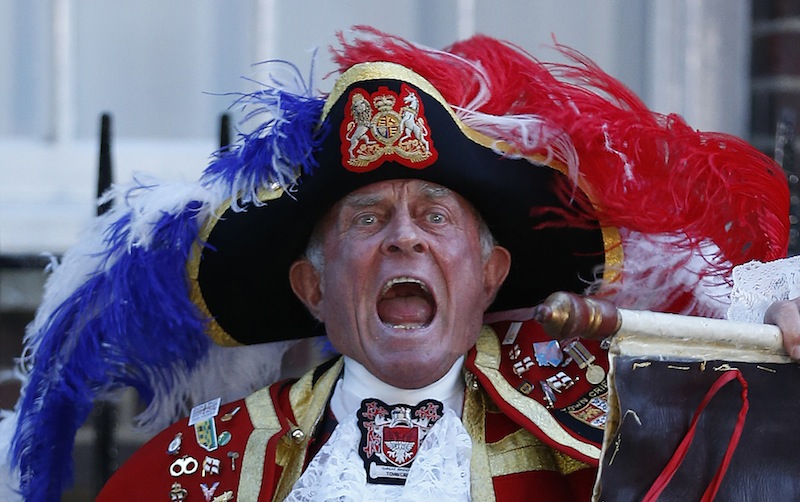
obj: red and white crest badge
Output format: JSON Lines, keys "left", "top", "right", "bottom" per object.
{"left": 357, "top": 398, "right": 443, "bottom": 485}
{"left": 340, "top": 84, "right": 438, "bottom": 173}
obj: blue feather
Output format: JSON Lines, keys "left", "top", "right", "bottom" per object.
{"left": 202, "top": 60, "right": 328, "bottom": 206}
{"left": 8, "top": 58, "right": 333, "bottom": 501}
{"left": 11, "top": 195, "right": 211, "bottom": 501}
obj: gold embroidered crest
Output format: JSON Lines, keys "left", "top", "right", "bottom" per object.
{"left": 340, "top": 84, "right": 438, "bottom": 172}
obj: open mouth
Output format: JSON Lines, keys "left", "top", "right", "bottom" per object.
{"left": 377, "top": 277, "right": 436, "bottom": 329}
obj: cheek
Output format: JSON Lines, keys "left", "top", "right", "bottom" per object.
{"left": 447, "top": 245, "right": 488, "bottom": 294}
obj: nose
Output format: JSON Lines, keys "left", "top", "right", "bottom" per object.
{"left": 381, "top": 211, "right": 427, "bottom": 255}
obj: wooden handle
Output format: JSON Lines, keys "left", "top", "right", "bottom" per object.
{"left": 533, "top": 291, "right": 621, "bottom": 340}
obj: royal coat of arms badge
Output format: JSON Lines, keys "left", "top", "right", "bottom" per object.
{"left": 340, "top": 84, "right": 438, "bottom": 172}
{"left": 357, "top": 398, "right": 443, "bottom": 485}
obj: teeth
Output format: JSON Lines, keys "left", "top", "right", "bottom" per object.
{"left": 381, "top": 277, "right": 429, "bottom": 296}
{"left": 388, "top": 323, "right": 425, "bottom": 330}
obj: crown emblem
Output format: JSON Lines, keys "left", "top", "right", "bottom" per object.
{"left": 340, "top": 84, "right": 438, "bottom": 173}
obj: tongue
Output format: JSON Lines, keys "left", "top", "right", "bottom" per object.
{"left": 377, "top": 296, "right": 433, "bottom": 327}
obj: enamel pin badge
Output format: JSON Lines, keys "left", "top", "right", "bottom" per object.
{"left": 357, "top": 398, "right": 443, "bottom": 485}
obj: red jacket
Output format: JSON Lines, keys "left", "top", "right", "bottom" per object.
{"left": 99, "top": 324, "right": 606, "bottom": 501}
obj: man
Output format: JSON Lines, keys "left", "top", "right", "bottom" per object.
{"left": 7, "top": 28, "right": 797, "bottom": 501}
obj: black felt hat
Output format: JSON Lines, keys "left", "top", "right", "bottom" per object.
{"left": 191, "top": 62, "right": 618, "bottom": 346}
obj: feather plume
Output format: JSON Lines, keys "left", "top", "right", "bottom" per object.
{"left": 201, "top": 60, "right": 327, "bottom": 208}
{"left": 333, "top": 27, "right": 790, "bottom": 315}
{"left": 8, "top": 59, "right": 329, "bottom": 500}
{"left": 11, "top": 179, "right": 215, "bottom": 500}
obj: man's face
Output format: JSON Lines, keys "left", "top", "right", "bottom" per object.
{"left": 290, "top": 179, "right": 510, "bottom": 389}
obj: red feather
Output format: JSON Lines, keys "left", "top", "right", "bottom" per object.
{"left": 331, "top": 27, "right": 790, "bottom": 315}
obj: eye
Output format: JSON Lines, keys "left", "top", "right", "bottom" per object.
{"left": 426, "top": 211, "right": 447, "bottom": 224}
{"left": 355, "top": 213, "right": 378, "bottom": 226}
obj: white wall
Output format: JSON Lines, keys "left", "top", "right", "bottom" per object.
{"left": 0, "top": 0, "right": 752, "bottom": 255}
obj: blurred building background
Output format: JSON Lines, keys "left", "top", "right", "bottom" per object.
{"left": 0, "top": 0, "right": 795, "bottom": 499}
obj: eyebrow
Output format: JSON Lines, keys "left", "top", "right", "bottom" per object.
{"left": 418, "top": 183, "right": 452, "bottom": 199}
{"left": 341, "top": 192, "right": 384, "bottom": 208}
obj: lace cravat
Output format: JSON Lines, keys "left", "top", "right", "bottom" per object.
{"left": 284, "top": 407, "right": 472, "bottom": 501}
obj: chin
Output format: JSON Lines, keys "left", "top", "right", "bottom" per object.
{"left": 375, "top": 353, "right": 456, "bottom": 388}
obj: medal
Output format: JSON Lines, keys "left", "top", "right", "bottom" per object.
{"left": 562, "top": 340, "right": 606, "bottom": 385}
{"left": 585, "top": 364, "right": 606, "bottom": 385}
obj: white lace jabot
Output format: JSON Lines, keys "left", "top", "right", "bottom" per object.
{"left": 285, "top": 356, "right": 472, "bottom": 501}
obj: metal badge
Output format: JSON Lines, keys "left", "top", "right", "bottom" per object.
{"left": 200, "top": 482, "right": 219, "bottom": 502}
{"left": 169, "top": 456, "right": 198, "bottom": 477}
{"left": 545, "top": 371, "right": 575, "bottom": 393}
{"left": 563, "top": 340, "right": 606, "bottom": 385}
{"left": 533, "top": 340, "right": 564, "bottom": 367}
{"left": 502, "top": 322, "right": 523, "bottom": 345}
{"left": 512, "top": 356, "right": 534, "bottom": 376}
{"left": 202, "top": 456, "right": 221, "bottom": 477}
{"left": 170, "top": 482, "right": 188, "bottom": 501}
{"left": 194, "top": 418, "right": 219, "bottom": 452}
{"left": 228, "top": 451, "right": 240, "bottom": 471}
{"left": 539, "top": 380, "right": 556, "bottom": 408}
{"left": 516, "top": 379, "right": 535, "bottom": 395}
{"left": 211, "top": 491, "right": 234, "bottom": 502}
{"left": 220, "top": 406, "right": 241, "bottom": 422}
{"left": 167, "top": 432, "right": 183, "bottom": 455}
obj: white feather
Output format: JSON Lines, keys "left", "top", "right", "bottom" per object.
{"left": 135, "top": 337, "right": 329, "bottom": 432}
{"left": 457, "top": 109, "right": 580, "bottom": 179}
{"left": 23, "top": 177, "right": 222, "bottom": 360}
{"left": 602, "top": 229, "right": 731, "bottom": 318}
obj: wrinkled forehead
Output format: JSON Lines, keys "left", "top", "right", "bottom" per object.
{"left": 340, "top": 179, "right": 457, "bottom": 208}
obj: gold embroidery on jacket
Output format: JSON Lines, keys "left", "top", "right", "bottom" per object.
{"left": 553, "top": 450, "right": 591, "bottom": 476}
{"left": 463, "top": 373, "right": 496, "bottom": 502}
{"left": 487, "top": 428, "right": 559, "bottom": 476}
{"left": 241, "top": 386, "right": 282, "bottom": 500}
{"left": 273, "top": 358, "right": 344, "bottom": 501}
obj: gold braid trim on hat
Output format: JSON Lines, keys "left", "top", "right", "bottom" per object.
{"left": 187, "top": 186, "right": 286, "bottom": 347}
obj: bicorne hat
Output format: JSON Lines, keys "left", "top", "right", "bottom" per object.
{"left": 191, "top": 61, "right": 619, "bottom": 346}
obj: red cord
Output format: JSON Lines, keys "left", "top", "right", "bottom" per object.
{"left": 641, "top": 369, "right": 749, "bottom": 502}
